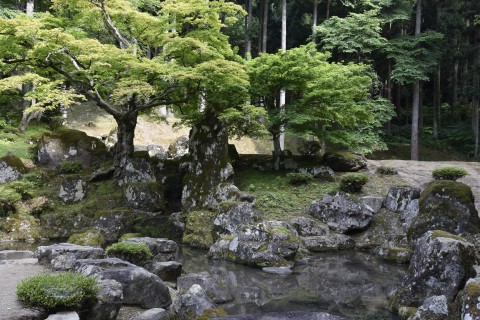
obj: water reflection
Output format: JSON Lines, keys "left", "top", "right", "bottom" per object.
{"left": 180, "top": 249, "right": 406, "bottom": 320}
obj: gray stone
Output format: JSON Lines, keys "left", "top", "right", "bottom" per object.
{"left": 59, "top": 178, "right": 86, "bottom": 204}
{"left": 214, "top": 312, "right": 347, "bottom": 320}
{"left": 73, "top": 258, "right": 172, "bottom": 309}
{"left": 177, "top": 284, "right": 221, "bottom": 320}
{"left": 376, "top": 246, "right": 412, "bottom": 264}
{"left": 383, "top": 186, "right": 421, "bottom": 213}
{"left": 148, "top": 145, "right": 168, "bottom": 160}
{"left": 213, "top": 202, "right": 261, "bottom": 239}
{"left": 82, "top": 279, "right": 123, "bottom": 320}
{"left": 177, "top": 272, "right": 233, "bottom": 303}
{"left": 45, "top": 311, "right": 80, "bottom": 320}
{"left": 410, "top": 295, "right": 450, "bottom": 320}
{"left": 283, "top": 158, "right": 298, "bottom": 170}
{"left": 0, "top": 250, "right": 33, "bottom": 260}
{"left": 0, "top": 155, "right": 25, "bottom": 184}
{"left": 168, "top": 136, "right": 189, "bottom": 160}
{"left": 89, "top": 167, "right": 115, "bottom": 182}
{"left": 309, "top": 192, "right": 373, "bottom": 233}
{"left": 455, "top": 277, "right": 480, "bottom": 320}
{"left": 149, "top": 261, "right": 182, "bottom": 282}
{"left": 289, "top": 216, "right": 329, "bottom": 237}
{"left": 124, "top": 183, "right": 164, "bottom": 212}
{"left": 124, "top": 237, "right": 178, "bottom": 255}
{"left": 361, "top": 196, "right": 384, "bottom": 213}
{"left": 117, "top": 158, "right": 157, "bottom": 186}
{"left": 390, "top": 231, "right": 477, "bottom": 311}
{"left": 262, "top": 267, "right": 292, "bottom": 275}
{"left": 323, "top": 153, "right": 367, "bottom": 172}
{"left": 209, "top": 221, "right": 299, "bottom": 268}
{"left": 35, "top": 243, "right": 105, "bottom": 267}
{"left": 297, "top": 140, "right": 321, "bottom": 156}
{"left": 301, "top": 234, "right": 355, "bottom": 252}
{"left": 401, "top": 199, "right": 419, "bottom": 231}
{"left": 36, "top": 129, "right": 107, "bottom": 169}
{"left": 134, "top": 308, "right": 170, "bottom": 320}
{"left": 297, "top": 166, "right": 335, "bottom": 181}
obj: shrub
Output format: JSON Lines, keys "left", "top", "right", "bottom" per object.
{"left": 106, "top": 242, "right": 152, "bottom": 266}
{"left": 377, "top": 166, "right": 398, "bottom": 175}
{"left": 58, "top": 161, "right": 82, "bottom": 174}
{"left": 17, "top": 272, "right": 98, "bottom": 311}
{"left": 340, "top": 173, "right": 369, "bottom": 193}
{"left": 286, "top": 172, "right": 313, "bottom": 186}
{"left": 432, "top": 166, "right": 468, "bottom": 181}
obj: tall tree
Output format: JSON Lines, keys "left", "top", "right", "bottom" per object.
{"left": 411, "top": 0, "right": 422, "bottom": 160}
{"left": 279, "top": 0, "right": 287, "bottom": 153}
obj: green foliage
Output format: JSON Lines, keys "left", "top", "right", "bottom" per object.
{"left": 16, "top": 272, "right": 98, "bottom": 311}
{"left": 106, "top": 241, "right": 152, "bottom": 266}
{"left": 0, "top": 124, "right": 50, "bottom": 160}
{"left": 376, "top": 166, "right": 398, "bottom": 175}
{"left": 285, "top": 172, "right": 313, "bottom": 185}
{"left": 58, "top": 161, "right": 82, "bottom": 174}
{"left": 340, "top": 173, "right": 369, "bottom": 193}
{"left": 432, "top": 166, "right": 468, "bottom": 181}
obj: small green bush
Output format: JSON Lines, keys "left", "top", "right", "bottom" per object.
{"left": 432, "top": 166, "right": 468, "bottom": 181}
{"left": 340, "top": 173, "right": 369, "bottom": 193}
{"left": 106, "top": 242, "right": 152, "bottom": 266}
{"left": 377, "top": 166, "right": 398, "bottom": 175}
{"left": 17, "top": 272, "right": 98, "bottom": 311}
{"left": 58, "top": 161, "right": 82, "bottom": 174}
{"left": 286, "top": 172, "right": 313, "bottom": 186}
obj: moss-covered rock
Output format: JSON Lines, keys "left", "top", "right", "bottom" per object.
{"left": 183, "top": 210, "right": 218, "bottom": 249}
{"left": 322, "top": 152, "right": 367, "bottom": 172}
{"left": 0, "top": 154, "right": 27, "bottom": 184}
{"left": 407, "top": 181, "right": 480, "bottom": 242}
{"left": 2, "top": 202, "right": 41, "bottom": 241}
{"left": 68, "top": 229, "right": 105, "bottom": 247}
{"left": 454, "top": 277, "right": 480, "bottom": 320}
{"left": 36, "top": 128, "right": 107, "bottom": 169}
{"left": 124, "top": 182, "right": 164, "bottom": 212}
{"left": 377, "top": 246, "right": 412, "bottom": 264}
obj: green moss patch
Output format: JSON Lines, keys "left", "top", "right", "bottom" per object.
{"left": 419, "top": 180, "right": 474, "bottom": 206}
{"left": 182, "top": 210, "right": 217, "bottom": 249}
{"left": 106, "top": 242, "right": 152, "bottom": 266}
{"left": 430, "top": 230, "right": 467, "bottom": 242}
{"left": 0, "top": 154, "right": 27, "bottom": 173}
{"left": 68, "top": 229, "right": 105, "bottom": 247}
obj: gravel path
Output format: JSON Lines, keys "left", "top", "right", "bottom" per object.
{"left": 0, "top": 258, "right": 47, "bottom": 320}
{"left": 368, "top": 160, "right": 480, "bottom": 212}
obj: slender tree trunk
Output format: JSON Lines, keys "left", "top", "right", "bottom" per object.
{"left": 245, "top": 0, "right": 253, "bottom": 59}
{"left": 279, "top": 0, "right": 287, "bottom": 151}
{"left": 419, "top": 85, "right": 424, "bottom": 129}
{"left": 272, "top": 131, "right": 282, "bottom": 170}
{"left": 453, "top": 56, "right": 459, "bottom": 116}
{"left": 473, "top": 29, "right": 480, "bottom": 158}
{"left": 326, "top": 0, "right": 331, "bottom": 19}
{"left": 262, "top": 0, "right": 269, "bottom": 53}
{"left": 114, "top": 113, "right": 138, "bottom": 183}
{"left": 312, "top": 0, "right": 318, "bottom": 43}
{"left": 26, "top": 0, "right": 34, "bottom": 16}
{"left": 433, "top": 67, "right": 441, "bottom": 139}
{"left": 411, "top": 0, "right": 422, "bottom": 161}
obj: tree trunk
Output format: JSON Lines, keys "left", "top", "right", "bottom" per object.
{"left": 326, "top": 0, "right": 331, "bottom": 19}
{"left": 272, "top": 131, "right": 282, "bottom": 171}
{"left": 245, "top": 0, "right": 253, "bottom": 59}
{"left": 453, "top": 57, "right": 459, "bottom": 116}
{"left": 411, "top": 0, "right": 421, "bottom": 161}
{"left": 279, "top": 0, "right": 287, "bottom": 151}
{"left": 114, "top": 113, "right": 138, "bottom": 181}
{"left": 312, "top": 0, "right": 318, "bottom": 44}
{"left": 433, "top": 67, "right": 441, "bottom": 140}
{"left": 262, "top": 0, "right": 269, "bottom": 53}
{"left": 26, "top": 0, "right": 34, "bottom": 16}
{"left": 473, "top": 29, "right": 480, "bottom": 158}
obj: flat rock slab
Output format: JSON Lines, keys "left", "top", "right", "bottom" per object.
{"left": 214, "top": 311, "right": 347, "bottom": 320}
{"left": 0, "top": 250, "right": 34, "bottom": 260}
{"left": 0, "top": 258, "right": 47, "bottom": 320}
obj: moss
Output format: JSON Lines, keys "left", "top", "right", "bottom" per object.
{"left": 106, "top": 241, "right": 152, "bottom": 266}
{"left": 68, "top": 229, "right": 105, "bottom": 247}
{"left": 58, "top": 161, "right": 83, "bottom": 174}
{"left": 419, "top": 180, "right": 474, "bottom": 206}
{"left": 218, "top": 201, "right": 243, "bottom": 212}
{"left": 380, "top": 247, "right": 412, "bottom": 264}
{"left": 42, "top": 128, "right": 107, "bottom": 155}
{"left": 182, "top": 210, "right": 217, "bottom": 249}
{"left": 197, "top": 307, "right": 227, "bottom": 320}
{"left": 465, "top": 282, "right": 480, "bottom": 297}
{"left": 398, "top": 306, "right": 417, "bottom": 319}
{"left": 0, "top": 154, "right": 27, "bottom": 173}
{"left": 119, "top": 233, "right": 143, "bottom": 241}
{"left": 430, "top": 230, "right": 466, "bottom": 242}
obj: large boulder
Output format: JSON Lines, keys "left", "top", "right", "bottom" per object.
{"left": 389, "top": 230, "right": 477, "bottom": 312}
{"left": 177, "top": 284, "right": 226, "bottom": 320}
{"left": 297, "top": 166, "right": 335, "bottom": 181}
{"left": 177, "top": 272, "right": 233, "bottom": 303}
{"left": 168, "top": 136, "right": 189, "bottom": 160}
{"left": 181, "top": 111, "right": 234, "bottom": 211}
{"left": 309, "top": 192, "right": 373, "bottom": 233}
{"left": 117, "top": 158, "right": 157, "bottom": 186}
{"left": 209, "top": 221, "right": 300, "bottom": 268}
{"left": 407, "top": 181, "right": 480, "bottom": 242}
{"left": 409, "top": 295, "right": 451, "bottom": 320}
{"left": 134, "top": 308, "right": 170, "bottom": 320}
{"left": 35, "top": 243, "right": 105, "bottom": 267}
{"left": 124, "top": 182, "right": 164, "bottom": 212}
{"left": 148, "top": 144, "right": 168, "bottom": 160}
{"left": 384, "top": 186, "right": 421, "bottom": 230}
{"left": 36, "top": 129, "right": 107, "bottom": 169}
{"left": 182, "top": 210, "right": 217, "bottom": 249}
{"left": 149, "top": 261, "right": 182, "bottom": 282}
{"left": 0, "top": 154, "right": 27, "bottom": 184}
{"left": 289, "top": 216, "right": 329, "bottom": 237}
{"left": 322, "top": 153, "right": 367, "bottom": 172}
{"left": 73, "top": 258, "right": 172, "bottom": 309}
{"left": 59, "top": 177, "right": 87, "bottom": 204}
{"left": 124, "top": 237, "right": 178, "bottom": 262}
{"left": 213, "top": 202, "right": 261, "bottom": 239}
{"left": 81, "top": 279, "right": 123, "bottom": 320}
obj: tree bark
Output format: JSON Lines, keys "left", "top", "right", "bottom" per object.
{"left": 262, "top": 0, "right": 269, "bottom": 53}
{"left": 245, "top": 0, "right": 253, "bottom": 59}
{"left": 312, "top": 0, "right": 318, "bottom": 43}
{"left": 272, "top": 131, "right": 282, "bottom": 171}
{"left": 113, "top": 113, "right": 138, "bottom": 181}
{"left": 26, "top": 0, "right": 34, "bottom": 16}
{"left": 433, "top": 67, "right": 441, "bottom": 140}
{"left": 279, "top": 0, "right": 287, "bottom": 151}
{"left": 326, "top": 0, "right": 331, "bottom": 19}
{"left": 473, "top": 29, "right": 480, "bottom": 158}
{"left": 411, "top": 0, "right": 422, "bottom": 161}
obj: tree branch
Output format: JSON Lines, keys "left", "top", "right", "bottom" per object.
{"left": 90, "top": 0, "right": 132, "bottom": 49}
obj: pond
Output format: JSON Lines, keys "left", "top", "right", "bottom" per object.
{"left": 180, "top": 248, "right": 407, "bottom": 320}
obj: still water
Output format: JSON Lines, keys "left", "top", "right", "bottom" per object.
{"left": 180, "top": 249, "right": 407, "bottom": 320}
